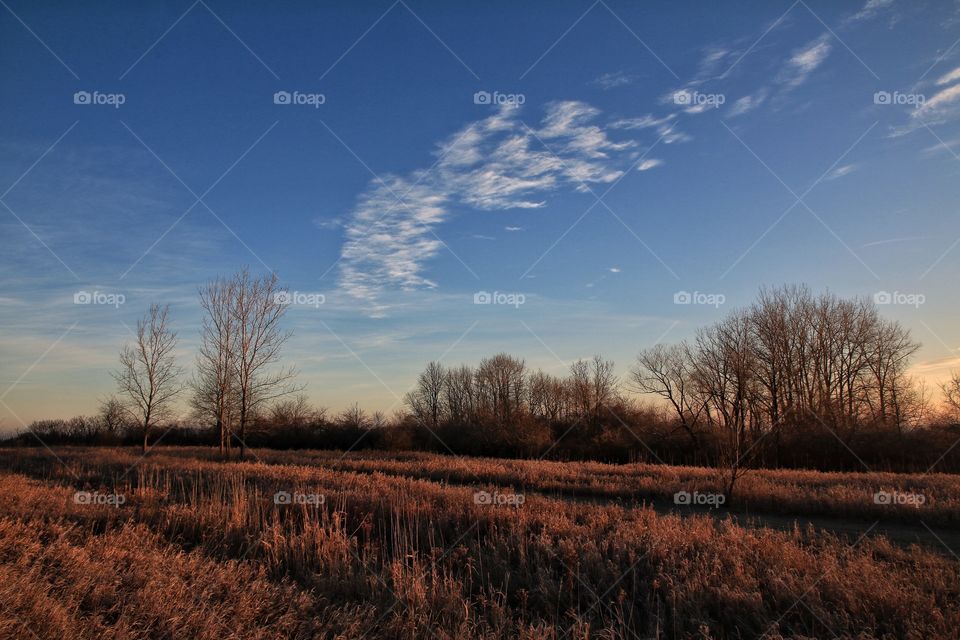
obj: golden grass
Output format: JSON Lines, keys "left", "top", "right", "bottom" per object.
{"left": 0, "top": 446, "right": 957, "bottom": 639}
{"left": 143, "top": 446, "right": 960, "bottom": 525}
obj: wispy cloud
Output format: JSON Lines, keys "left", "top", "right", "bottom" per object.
{"left": 861, "top": 235, "right": 933, "bottom": 248}
{"left": 727, "top": 89, "right": 768, "bottom": 117}
{"left": 314, "top": 217, "right": 343, "bottom": 230}
{"left": 887, "top": 64, "right": 960, "bottom": 136}
{"left": 338, "top": 102, "right": 684, "bottom": 312}
{"left": 914, "top": 83, "right": 960, "bottom": 118}
{"left": 637, "top": 158, "right": 663, "bottom": 171}
{"left": 936, "top": 65, "right": 960, "bottom": 86}
{"left": 591, "top": 70, "right": 637, "bottom": 89}
{"left": 844, "top": 0, "right": 896, "bottom": 25}
{"left": 610, "top": 114, "right": 689, "bottom": 144}
{"left": 778, "top": 35, "right": 832, "bottom": 91}
{"left": 825, "top": 163, "right": 859, "bottom": 181}
{"left": 921, "top": 136, "right": 960, "bottom": 156}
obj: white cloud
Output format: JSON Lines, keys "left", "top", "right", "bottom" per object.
{"left": 592, "top": 71, "right": 637, "bottom": 89}
{"left": 921, "top": 137, "right": 960, "bottom": 156}
{"left": 922, "top": 83, "right": 960, "bottom": 111}
{"left": 504, "top": 226, "right": 524, "bottom": 231}
{"left": 936, "top": 66, "right": 960, "bottom": 86}
{"left": 913, "top": 84, "right": 960, "bottom": 119}
{"left": 610, "top": 114, "right": 690, "bottom": 144}
{"left": 637, "top": 159, "right": 663, "bottom": 171}
{"left": 778, "top": 35, "right": 832, "bottom": 91}
{"left": 846, "top": 0, "right": 895, "bottom": 24}
{"left": 825, "top": 163, "right": 859, "bottom": 180}
{"left": 727, "top": 89, "right": 768, "bottom": 117}
{"left": 609, "top": 267, "right": 621, "bottom": 273}
{"left": 887, "top": 63, "right": 960, "bottom": 135}
{"left": 338, "top": 102, "right": 678, "bottom": 311}
{"left": 314, "top": 217, "right": 343, "bottom": 230}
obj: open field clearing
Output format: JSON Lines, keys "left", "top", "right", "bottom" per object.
{"left": 1, "top": 446, "right": 958, "bottom": 639}
{"left": 202, "top": 448, "right": 960, "bottom": 526}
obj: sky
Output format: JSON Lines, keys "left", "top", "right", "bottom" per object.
{"left": 2, "top": 0, "right": 960, "bottom": 429}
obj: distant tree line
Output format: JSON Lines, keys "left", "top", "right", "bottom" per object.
{"left": 393, "top": 288, "right": 960, "bottom": 475}
{"left": 4, "top": 283, "right": 960, "bottom": 473}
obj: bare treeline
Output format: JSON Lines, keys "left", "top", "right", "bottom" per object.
{"left": 634, "top": 285, "right": 924, "bottom": 488}
{"left": 9, "top": 283, "right": 960, "bottom": 472}
{"left": 400, "top": 286, "right": 957, "bottom": 472}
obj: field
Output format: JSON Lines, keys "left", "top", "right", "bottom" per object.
{"left": 0, "top": 446, "right": 958, "bottom": 639}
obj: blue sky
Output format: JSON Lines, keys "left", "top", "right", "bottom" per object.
{"left": 2, "top": 0, "right": 960, "bottom": 427}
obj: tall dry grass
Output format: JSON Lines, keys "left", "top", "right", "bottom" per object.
{"left": 0, "top": 446, "right": 957, "bottom": 639}
{"left": 127, "top": 446, "right": 960, "bottom": 525}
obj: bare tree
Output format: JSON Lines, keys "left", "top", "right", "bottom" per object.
{"left": 113, "top": 304, "right": 183, "bottom": 452}
{"left": 231, "top": 269, "right": 299, "bottom": 458}
{"left": 338, "top": 403, "right": 370, "bottom": 429}
{"left": 97, "top": 395, "right": 130, "bottom": 438}
{"left": 405, "top": 361, "right": 446, "bottom": 429}
{"left": 528, "top": 370, "right": 567, "bottom": 421}
{"left": 192, "top": 276, "right": 239, "bottom": 458}
{"left": 269, "top": 393, "right": 320, "bottom": 428}
{"left": 475, "top": 354, "right": 526, "bottom": 425}
{"left": 632, "top": 343, "right": 704, "bottom": 450}
{"left": 590, "top": 355, "right": 619, "bottom": 420}
{"left": 443, "top": 364, "right": 476, "bottom": 424}
{"left": 942, "top": 371, "right": 960, "bottom": 420}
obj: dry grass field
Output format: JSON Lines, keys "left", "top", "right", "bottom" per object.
{"left": 0, "top": 446, "right": 958, "bottom": 639}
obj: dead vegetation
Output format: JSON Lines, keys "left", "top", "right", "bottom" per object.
{"left": 0, "top": 446, "right": 957, "bottom": 639}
